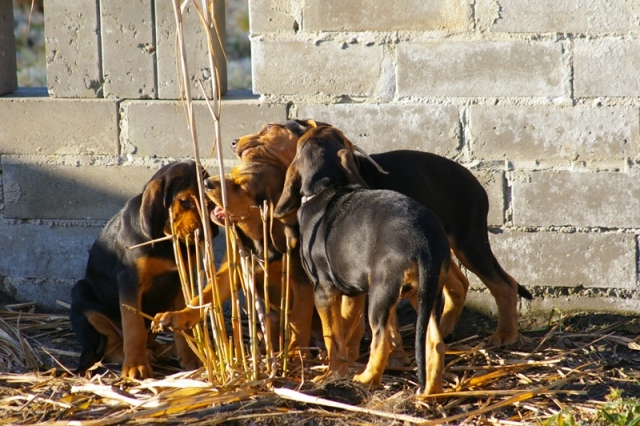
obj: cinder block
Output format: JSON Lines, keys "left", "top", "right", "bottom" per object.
{"left": 512, "top": 170, "right": 640, "bottom": 228}
{"left": 303, "top": 0, "right": 469, "bottom": 31}
{"left": 1, "top": 277, "right": 76, "bottom": 311}
{"left": 0, "top": 95, "right": 119, "bottom": 155}
{"left": 45, "top": 0, "right": 102, "bottom": 98}
{"left": 523, "top": 296, "right": 640, "bottom": 318}
{"left": 0, "top": 0, "right": 17, "bottom": 95}
{"left": 2, "top": 158, "right": 158, "bottom": 220}
{"left": 470, "top": 169, "right": 505, "bottom": 226}
{"left": 296, "top": 104, "right": 462, "bottom": 158}
{"left": 574, "top": 39, "right": 640, "bottom": 97}
{"left": 121, "top": 96, "right": 287, "bottom": 158}
{"left": 397, "top": 41, "right": 564, "bottom": 97}
{"left": 249, "top": 0, "right": 298, "bottom": 33}
{"left": 476, "top": 0, "right": 640, "bottom": 33}
{"left": 155, "top": 0, "right": 227, "bottom": 99}
{"left": 101, "top": 0, "right": 156, "bottom": 99}
{"left": 0, "top": 223, "right": 100, "bottom": 280}
{"left": 252, "top": 40, "right": 384, "bottom": 96}
{"left": 470, "top": 231, "right": 637, "bottom": 290}
{"left": 469, "top": 105, "right": 639, "bottom": 161}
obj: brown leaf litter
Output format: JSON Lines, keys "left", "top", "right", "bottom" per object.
{"left": 0, "top": 301, "right": 639, "bottom": 425}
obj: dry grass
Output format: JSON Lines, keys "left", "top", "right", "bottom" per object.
{"left": 0, "top": 303, "right": 639, "bottom": 425}
{"left": 4, "top": 1, "right": 640, "bottom": 425}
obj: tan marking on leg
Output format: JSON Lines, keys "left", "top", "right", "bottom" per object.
{"left": 424, "top": 309, "right": 445, "bottom": 395}
{"left": 454, "top": 251, "right": 520, "bottom": 345}
{"left": 439, "top": 260, "right": 469, "bottom": 337}
{"left": 288, "top": 277, "right": 315, "bottom": 356}
{"left": 353, "top": 315, "right": 393, "bottom": 389}
{"left": 341, "top": 294, "right": 365, "bottom": 362}
{"left": 85, "top": 310, "right": 125, "bottom": 363}
{"left": 314, "top": 288, "right": 349, "bottom": 382}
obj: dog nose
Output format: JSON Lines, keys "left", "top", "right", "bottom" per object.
{"left": 231, "top": 139, "right": 238, "bottom": 150}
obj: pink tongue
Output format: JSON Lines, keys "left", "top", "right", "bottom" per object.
{"left": 212, "top": 206, "right": 226, "bottom": 222}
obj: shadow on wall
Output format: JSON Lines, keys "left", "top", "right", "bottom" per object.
{"left": 0, "top": 162, "right": 226, "bottom": 311}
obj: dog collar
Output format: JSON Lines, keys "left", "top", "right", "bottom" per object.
{"left": 301, "top": 194, "right": 315, "bottom": 205}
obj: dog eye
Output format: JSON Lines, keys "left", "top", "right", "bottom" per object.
{"left": 179, "top": 198, "right": 193, "bottom": 209}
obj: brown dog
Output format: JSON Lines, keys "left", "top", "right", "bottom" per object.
{"left": 70, "top": 161, "right": 211, "bottom": 379}
{"left": 234, "top": 120, "right": 531, "bottom": 346}
{"left": 152, "top": 162, "right": 323, "bottom": 356}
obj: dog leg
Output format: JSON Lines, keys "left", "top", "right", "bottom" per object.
{"left": 165, "top": 293, "right": 201, "bottom": 371}
{"left": 439, "top": 261, "right": 469, "bottom": 338}
{"left": 152, "top": 256, "right": 233, "bottom": 332}
{"left": 85, "top": 310, "right": 125, "bottom": 363}
{"left": 341, "top": 294, "right": 365, "bottom": 362}
{"left": 386, "top": 309, "right": 412, "bottom": 367}
{"left": 353, "top": 299, "right": 394, "bottom": 389}
{"left": 453, "top": 249, "right": 520, "bottom": 346}
{"left": 424, "top": 309, "right": 445, "bottom": 395}
{"left": 314, "top": 286, "right": 349, "bottom": 382}
{"left": 120, "top": 302, "right": 153, "bottom": 379}
{"left": 288, "top": 278, "right": 316, "bottom": 357}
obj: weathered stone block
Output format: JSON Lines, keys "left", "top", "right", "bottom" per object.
{"left": 249, "top": 0, "right": 298, "bottom": 33}
{"left": 0, "top": 94, "right": 119, "bottom": 155}
{"left": 155, "top": 0, "right": 227, "bottom": 99}
{"left": 397, "top": 41, "right": 564, "bottom": 97}
{"left": 512, "top": 170, "right": 640, "bottom": 228}
{"left": 101, "top": 0, "right": 156, "bottom": 99}
{"left": 304, "top": 0, "right": 469, "bottom": 32}
{"left": 296, "top": 104, "right": 462, "bottom": 158}
{"left": 574, "top": 39, "right": 640, "bottom": 97}
{"left": 469, "top": 105, "right": 639, "bottom": 162}
{"left": 473, "top": 231, "right": 636, "bottom": 290}
{"left": 2, "top": 158, "right": 156, "bottom": 220}
{"left": 121, "top": 96, "right": 286, "bottom": 158}
{"left": 0, "top": 223, "right": 99, "bottom": 280}
{"left": 0, "top": 0, "right": 17, "bottom": 96}
{"left": 476, "top": 0, "right": 640, "bottom": 33}
{"left": 470, "top": 169, "right": 505, "bottom": 226}
{"left": 45, "top": 0, "right": 102, "bottom": 98}
{"left": 252, "top": 40, "right": 384, "bottom": 96}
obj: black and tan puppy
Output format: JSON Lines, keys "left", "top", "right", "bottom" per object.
{"left": 246, "top": 119, "right": 531, "bottom": 346}
{"left": 70, "top": 160, "right": 212, "bottom": 379}
{"left": 274, "top": 126, "right": 451, "bottom": 394}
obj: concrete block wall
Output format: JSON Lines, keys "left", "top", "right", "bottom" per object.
{"left": 250, "top": 0, "right": 640, "bottom": 318}
{"left": 2, "top": 0, "right": 640, "bottom": 320}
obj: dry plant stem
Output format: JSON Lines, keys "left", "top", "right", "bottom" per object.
{"left": 274, "top": 388, "right": 427, "bottom": 424}
{"left": 230, "top": 226, "right": 248, "bottom": 373}
{"left": 125, "top": 235, "right": 175, "bottom": 250}
{"left": 282, "top": 246, "right": 292, "bottom": 375}
{"left": 261, "top": 201, "right": 275, "bottom": 374}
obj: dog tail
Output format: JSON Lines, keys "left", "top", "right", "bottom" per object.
{"left": 415, "top": 252, "right": 444, "bottom": 392}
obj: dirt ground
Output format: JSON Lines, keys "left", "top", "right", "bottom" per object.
{"left": 1, "top": 293, "right": 639, "bottom": 425}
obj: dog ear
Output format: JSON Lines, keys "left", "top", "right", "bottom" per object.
{"left": 337, "top": 149, "right": 369, "bottom": 188}
{"left": 274, "top": 162, "right": 302, "bottom": 224}
{"left": 140, "top": 178, "right": 168, "bottom": 240}
{"left": 331, "top": 127, "right": 355, "bottom": 151}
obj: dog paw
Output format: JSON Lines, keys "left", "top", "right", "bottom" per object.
{"left": 353, "top": 371, "right": 381, "bottom": 389}
{"left": 152, "top": 309, "right": 200, "bottom": 332}
{"left": 487, "top": 330, "right": 519, "bottom": 347}
{"left": 121, "top": 358, "right": 153, "bottom": 379}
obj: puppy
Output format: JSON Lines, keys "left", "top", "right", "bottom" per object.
{"left": 274, "top": 126, "right": 450, "bottom": 394}
{"left": 70, "top": 160, "right": 212, "bottom": 379}
{"left": 152, "top": 162, "right": 322, "bottom": 356}
{"left": 235, "top": 119, "right": 531, "bottom": 346}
